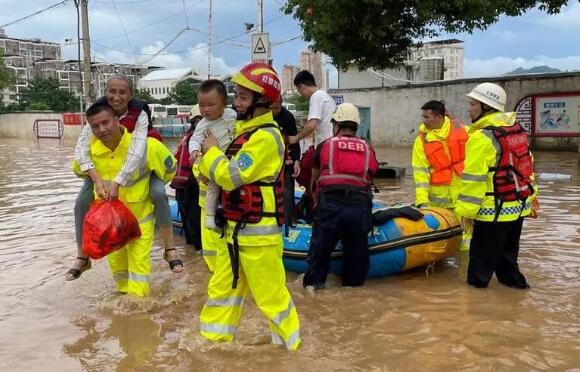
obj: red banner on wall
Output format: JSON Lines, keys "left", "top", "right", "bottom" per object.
{"left": 62, "top": 113, "right": 85, "bottom": 126}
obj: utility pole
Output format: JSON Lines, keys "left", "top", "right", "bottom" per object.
{"left": 80, "top": 0, "right": 93, "bottom": 103}
{"left": 257, "top": 0, "right": 263, "bottom": 32}
{"left": 207, "top": 0, "right": 212, "bottom": 79}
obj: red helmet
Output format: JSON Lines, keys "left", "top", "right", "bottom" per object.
{"left": 232, "top": 62, "right": 281, "bottom": 102}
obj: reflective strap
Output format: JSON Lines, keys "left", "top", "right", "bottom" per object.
{"left": 318, "top": 174, "right": 367, "bottom": 183}
{"left": 124, "top": 167, "right": 150, "bottom": 187}
{"left": 200, "top": 322, "right": 237, "bottom": 335}
{"left": 139, "top": 213, "right": 154, "bottom": 224}
{"left": 328, "top": 137, "right": 336, "bottom": 175}
{"left": 271, "top": 330, "right": 301, "bottom": 350}
{"left": 237, "top": 224, "right": 281, "bottom": 236}
{"left": 271, "top": 331, "right": 284, "bottom": 345}
{"left": 228, "top": 161, "right": 243, "bottom": 188}
{"left": 363, "top": 142, "right": 370, "bottom": 179}
{"left": 482, "top": 129, "right": 502, "bottom": 165}
{"left": 128, "top": 272, "right": 149, "bottom": 283}
{"left": 208, "top": 154, "right": 228, "bottom": 181}
{"left": 271, "top": 300, "right": 295, "bottom": 328}
{"left": 413, "top": 166, "right": 430, "bottom": 174}
{"left": 414, "top": 182, "right": 430, "bottom": 188}
{"left": 260, "top": 127, "right": 285, "bottom": 160}
{"left": 462, "top": 173, "right": 487, "bottom": 182}
{"left": 206, "top": 296, "right": 244, "bottom": 307}
{"left": 458, "top": 194, "right": 483, "bottom": 205}
{"left": 201, "top": 249, "right": 216, "bottom": 256}
{"left": 113, "top": 271, "right": 128, "bottom": 282}
{"left": 429, "top": 195, "right": 451, "bottom": 205}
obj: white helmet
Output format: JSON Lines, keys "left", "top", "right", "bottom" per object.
{"left": 466, "top": 82, "right": 507, "bottom": 112}
{"left": 190, "top": 104, "right": 201, "bottom": 118}
{"left": 332, "top": 103, "right": 360, "bottom": 125}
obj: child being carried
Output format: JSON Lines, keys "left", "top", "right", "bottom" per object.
{"left": 189, "top": 79, "right": 236, "bottom": 230}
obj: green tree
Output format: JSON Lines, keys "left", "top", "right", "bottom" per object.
{"left": 0, "top": 50, "right": 14, "bottom": 91}
{"left": 19, "top": 78, "right": 80, "bottom": 112}
{"left": 286, "top": 92, "right": 309, "bottom": 111}
{"left": 26, "top": 102, "right": 51, "bottom": 111}
{"left": 283, "top": 0, "right": 568, "bottom": 70}
{"left": 168, "top": 80, "right": 197, "bottom": 105}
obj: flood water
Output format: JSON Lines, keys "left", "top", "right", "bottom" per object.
{"left": 0, "top": 137, "right": 579, "bottom": 371}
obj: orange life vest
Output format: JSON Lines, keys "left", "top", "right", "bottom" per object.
{"left": 421, "top": 119, "right": 467, "bottom": 186}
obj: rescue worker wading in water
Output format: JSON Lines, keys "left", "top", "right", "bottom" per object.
{"left": 456, "top": 82, "right": 537, "bottom": 289}
{"left": 198, "top": 62, "right": 301, "bottom": 350}
{"left": 303, "top": 103, "right": 379, "bottom": 289}
{"left": 412, "top": 100, "right": 471, "bottom": 251}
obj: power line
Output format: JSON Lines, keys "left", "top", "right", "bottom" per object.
{"left": 110, "top": 0, "right": 136, "bottom": 59}
{"left": 0, "top": 0, "right": 71, "bottom": 28}
{"left": 92, "top": 0, "right": 156, "bottom": 3}
{"left": 98, "top": 0, "right": 205, "bottom": 42}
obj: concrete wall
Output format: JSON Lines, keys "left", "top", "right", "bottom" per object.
{"left": 331, "top": 72, "right": 580, "bottom": 150}
{"left": 0, "top": 112, "right": 82, "bottom": 140}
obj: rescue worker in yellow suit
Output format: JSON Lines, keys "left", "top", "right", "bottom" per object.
{"left": 456, "top": 82, "right": 537, "bottom": 289}
{"left": 412, "top": 100, "right": 471, "bottom": 251}
{"left": 72, "top": 100, "right": 176, "bottom": 297}
{"left": 198, "top": 62, "right": 301, "bottom": 350}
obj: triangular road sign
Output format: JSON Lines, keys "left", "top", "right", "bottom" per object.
{"left": 254, "top": 37, "right": 266, "bottom": 54}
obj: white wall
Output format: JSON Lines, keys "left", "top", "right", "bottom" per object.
{"left": 332, "top": 72, "right": 580, "bottom": 150}
{"left": 0, "top": 112, "right": 82, "bottom": 140}
{"left": 138, "top": 79, "right": 174, "bottom": 99}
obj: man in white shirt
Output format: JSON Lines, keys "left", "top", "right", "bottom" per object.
{"left": 288, "top": 70, "right": 336, "bottom": 147}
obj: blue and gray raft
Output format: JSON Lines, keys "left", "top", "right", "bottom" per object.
{"left": 169, "top": 195, "right": 462, "bottom": 278}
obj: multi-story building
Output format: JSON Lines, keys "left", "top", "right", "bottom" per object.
{"left": 281, "top": 64, "right": 300, "bottom": 94}
{"left": 408, "top": 39, "right": 464, "bottom": 80}
{"left": 0, "top": 28, "right": 61, "bottom": 103}
{"left": 337, "top": 39, "right": 464, "bottom": 89}
{"left": 299, "top": 49, "right": 328, "bottom": 90}
{"left": 1, "top": 29, "right": 153, "bottom": 104}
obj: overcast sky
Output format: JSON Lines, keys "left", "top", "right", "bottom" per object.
{"left": 1, "top": 0, "right": 579, "bottom": 86}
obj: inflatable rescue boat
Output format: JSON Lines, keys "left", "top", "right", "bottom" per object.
{"left": 169, "top": 194, "right": 462, "bottom": 278}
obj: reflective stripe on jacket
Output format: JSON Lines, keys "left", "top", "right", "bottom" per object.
{"left": 455, "top": 112, "right": 537, "bottom": 222}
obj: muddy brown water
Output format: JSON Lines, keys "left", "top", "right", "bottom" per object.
{"left": 0, "top": 138, "right": 578, "bottom": 371}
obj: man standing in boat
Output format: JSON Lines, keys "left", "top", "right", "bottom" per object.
{"left": 303, "top": 103, "right": 379, "bottom": 289}
{"left": 411, "top": 100, "right": 471, "bottom": 251}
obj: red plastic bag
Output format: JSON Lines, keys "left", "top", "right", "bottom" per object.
{"left": 82, "top": 199, "right": 142, "bottom": 259}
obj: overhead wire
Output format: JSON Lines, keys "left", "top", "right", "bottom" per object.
{"left": 110, "top": 0, "right": 137, "bottom": 60}
{"left": 0, "top": 0, "right": 71, "bottom": 28}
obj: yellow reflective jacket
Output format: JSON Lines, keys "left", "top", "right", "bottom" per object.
{"left": 455, "top": 112, "right": 537, "bottom": 222}
{"left": 199, "top": 111, "right": 285, "bottom": 246}
{"left": 412, "top": 116, "right": 462, "bottom": 208}
{"left": 73, "top": 128, "right": 177, "bottom": 221}
{"left": 192, "top": 163, "right": 208, "bottom": 208}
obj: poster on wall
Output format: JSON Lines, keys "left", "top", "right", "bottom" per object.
{"left": 533, "top": 93, "right": 580, "bottom": 136}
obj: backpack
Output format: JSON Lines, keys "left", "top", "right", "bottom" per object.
{"left": 169, "top": 131, "right": 194, "bottom": 189}
{"left": 486, "top": 123, "right": 534, "bottom": 219}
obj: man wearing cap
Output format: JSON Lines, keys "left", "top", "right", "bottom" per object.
{"left": 303, "top": 103, "right": 379, "bottom": 289}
